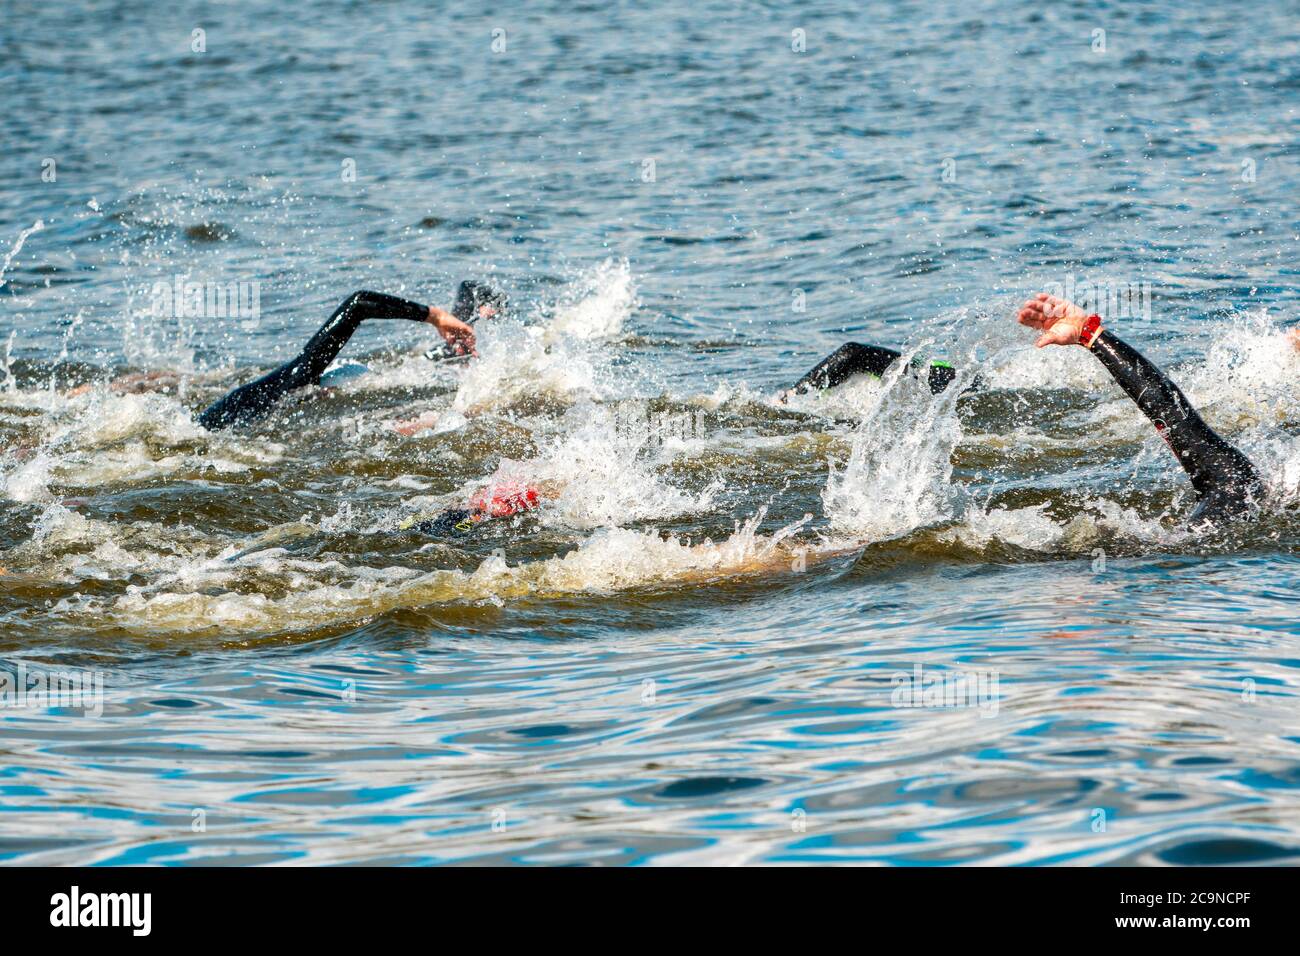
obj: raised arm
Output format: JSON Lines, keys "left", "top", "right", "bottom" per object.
{"left": 296, "top": 290, "right": 476, "bottom": 382}
{"left": 1017, "top": 293, "right": 1262, "bottom": 520}
{"left": 198, "top": 289, "right": 475, "bottom": 430}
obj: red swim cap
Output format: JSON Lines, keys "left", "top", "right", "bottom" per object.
{"left": 470, "top": 481, "right": 540, "bottom": 518}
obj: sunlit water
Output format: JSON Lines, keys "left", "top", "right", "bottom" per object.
{"left": 2, "top": 0, "right": 1300, "bottom": 865}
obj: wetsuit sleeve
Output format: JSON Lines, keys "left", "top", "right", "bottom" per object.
{"left": 1089, "top": 330, "right": 1261, "bottom": 508}
{"left": 291, "top": 291, "right": 429, "bottom": 384}
{"left": 792, "top": 343, "right": 902, "bottom": 391}
{"left": 790, "top": 342, "right": 957, "bottom": 395}
{"left": 198, "top": 290, "right": 429, "bottom": 430}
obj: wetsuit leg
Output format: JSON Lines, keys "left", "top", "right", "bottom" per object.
{"left": 198, "top": 290, "right": 430, "bottom": 430}
{"left": 1089, "top": 330, "right": 1262, "bottom": 522}
{"left": 791, "top": 342, "right": 958, "bottom": 395}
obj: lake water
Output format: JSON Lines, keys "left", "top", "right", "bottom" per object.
{"left": 2, "top": 0, "right": 1300, "bottom": 865}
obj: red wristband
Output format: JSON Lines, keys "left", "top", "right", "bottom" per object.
{"left": 1079, "top": 314, "right": 1103, "bottom": 348}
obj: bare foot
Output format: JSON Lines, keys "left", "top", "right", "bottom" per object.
{"left": 1288, "top": 328, "right": 1300, "bottom": 353}
{"left": 1017, "top": 293, "right": 1090, "bottom": 347}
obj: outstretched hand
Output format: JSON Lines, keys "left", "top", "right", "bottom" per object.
{"left": 1017, "top": 293, "right": 1089, "bottom": 348}
{"left": 428, "top": 307, "right": 477, "bottom": 356}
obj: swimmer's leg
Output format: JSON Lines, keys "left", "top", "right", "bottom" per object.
{"left": 790, "top": 342, "right": 958, "bottom": 395}
{"left": 1089, "top": 330, "right": 1263, "bottom": 520}
{"left": 198, "top": 290, "right": 430, "bottom": 430}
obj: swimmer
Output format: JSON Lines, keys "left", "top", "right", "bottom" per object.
{"left": 399, "top": 479, "right": 554, "bottom": 537}
{"left": 66, "top": 370, "right": 185, "bottom": 399}
{"left": 785, "top": 320, "right": 1300, "bottom": 401}
{"left": 778, "top": 295, "right": 1271, "bottom": 527}
{"left": 198, "top": 281, "right": 505, "bottom": 430}
{"left": 62, "top": 281, "right": 505, "bottom": 424}
{"left": 1016, "top": 293, "right": 1263, "bottom": 526}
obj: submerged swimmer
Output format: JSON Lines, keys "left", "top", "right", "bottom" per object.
{"left": 399, "top": 479, "right": 549, "bottom": 537}
{"left": 66, "top": 370, "right": 186, "bottom": 397}
{"left": 783, "top": 341, "right": 961, "bottom": 398}
{"left": 198, "top": 281, "right": 505, "bottom": 430}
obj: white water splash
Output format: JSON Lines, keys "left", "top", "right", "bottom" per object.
{"left": 0, "top": 387, "right": 278, "bottom": 503}
{"left": 1, "top": 330, "right": 17, "bottom": 394}
{"left": 503, "top": 400, "right": 722, "bottom": 530}
{"left": 544, "top": 257, "right": 637, "bottom": 342}
{"left": 0, "top": 220, "right": 44, "bottom": 291}
{"left": 821, "top": 344, "right": 968, "bottom": 540}
{"left": 88, "top": 507, "right": 812, "bottom": 634}
{"left": 452, "top": 259, "right": 638, "bottom": 414}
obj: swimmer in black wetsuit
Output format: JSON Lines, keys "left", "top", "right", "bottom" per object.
{"left": 777, "top": 295, "right": 1264, "bottom": 527}
{"left": 197, "top": 281, "right": 506, "bottom": 430}
{"left": 1017, "top": 292, "right": 1263, "bottom": 526}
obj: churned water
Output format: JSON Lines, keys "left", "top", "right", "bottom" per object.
{"left": 2, "top": 0, "right": 1299, "bottom": 864}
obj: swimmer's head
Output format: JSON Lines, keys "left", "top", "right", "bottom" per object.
{"left": 453, "top": 281, "right": 507, "bottom": 323}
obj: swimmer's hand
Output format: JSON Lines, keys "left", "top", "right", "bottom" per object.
{"left": 427, "top": 306, "right": 477, "bottom": 356}
{"left": 1017, "top": 293, "right": 1089, "bottom": 348}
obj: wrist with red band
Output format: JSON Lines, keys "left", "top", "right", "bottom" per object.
{"left": 1078, "top": 314, "right": 1103, "bottom": 348}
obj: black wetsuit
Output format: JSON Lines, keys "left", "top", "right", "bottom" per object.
{"left": 791, "top": 342, "right": 959, "bottom": 395}
{"left": 198, "top": 290, "right": 432, "bottom": 430}
{"left": 199, "top": 282, "right": 509, "bottom": 430}
{"left": 1088, "top": 330, "right": 1262, "bottom": 524}
{"left": 792, "top": 335, "right": 1263, "bottom": 525}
